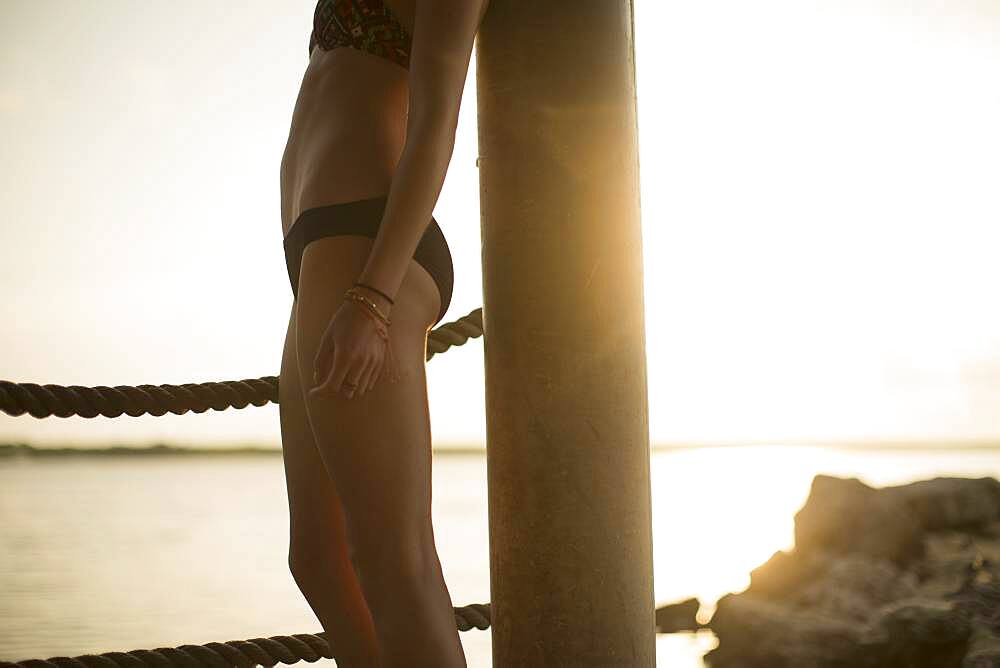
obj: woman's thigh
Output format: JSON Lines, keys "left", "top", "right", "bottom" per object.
{"left": 279, "top": 302, "right": 353, "bottom": 559}
{"left": 294, "top": 234, "right": 442, "bottom": 565}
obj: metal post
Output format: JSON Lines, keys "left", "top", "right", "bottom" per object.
{"left": 475, "top": 1, "right": 654, "bottom": 665}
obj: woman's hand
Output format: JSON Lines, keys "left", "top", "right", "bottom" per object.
{"left": 310, "top": 300, "right": 392, "bottom": 399}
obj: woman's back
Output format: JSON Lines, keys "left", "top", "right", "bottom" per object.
{"left": 280, "top": 0, "right": 418, "bottom": 239}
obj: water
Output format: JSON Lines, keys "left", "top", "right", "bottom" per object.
{"left": 2, "top": 446, "right": 998, "bottom": 666}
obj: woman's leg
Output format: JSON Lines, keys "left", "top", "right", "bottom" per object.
{"left": 294, "top": 234, "right": 463, "bottom": 668}
{"left": 279, "top": 303, "right": 380, "bottom": 667}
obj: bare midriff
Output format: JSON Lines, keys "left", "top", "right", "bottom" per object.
{"left": 279, "top": 2, "right": 415, "bottom": 240}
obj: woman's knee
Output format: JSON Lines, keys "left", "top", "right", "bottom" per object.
{"left": 287, "top": 539, "right": 357, "bottom": 587}
{"left": 288, "top": 547, "right": 319, "bottom": 588}
{"left": 352, "top": 538, "right": 440, "bottom": 603}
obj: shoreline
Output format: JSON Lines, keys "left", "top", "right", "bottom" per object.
{"left": 3, "top": 441, "right": 1000, "bottom": 458}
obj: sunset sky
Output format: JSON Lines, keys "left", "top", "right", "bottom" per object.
{"left": 2, "top": 0, "right": 998, "bottom": 449}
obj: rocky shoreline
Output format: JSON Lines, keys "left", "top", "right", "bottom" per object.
{"left": 655, "top": 474, "right": 1000, "bottom": 667}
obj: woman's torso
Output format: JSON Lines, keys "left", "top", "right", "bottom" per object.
{"left": 280, "top": 0, "right": 417, "bottom": 239}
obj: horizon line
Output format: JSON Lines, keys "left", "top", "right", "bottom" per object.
{"left": 2, "top": 438, "right": 1000, "bottom": 457}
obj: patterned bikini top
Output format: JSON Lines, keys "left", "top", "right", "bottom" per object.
{"left": 309, "top": 0, "right": 413, "bottom": 70}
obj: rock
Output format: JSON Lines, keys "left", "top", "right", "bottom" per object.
{"left": 919, "top": 528, "right": 999, "bottom": 598}
{"left": 705, "top": 593, "right": 881, "bottom": 668}
{"left": 704, "top": 475, "right": 1000, "bottom": 668}
{"left": 654, "top": 596, "right": 701, "bottom": 632}
{"left": 746, "top": 549, "right": 917, "bottom": 620}
{"left": 964, "top": 625, "right": 1000, "bottom": 668}
{"left": 874, "top": 598, "right": 971, "bottom": 667}
{"left": 793, "top": 555, "right": 918, "bottom": 623}
{"left": 793, "top": 475, "right": 924, "bottom": 565}
{"left": 952, "top": 582, "right": 1000, "bottom": 636}
{"left": 886, "top": 477, "right": 1000, "bottom": 531}
{"left": 746, "top": 549, "right": 833, "bottom": 599}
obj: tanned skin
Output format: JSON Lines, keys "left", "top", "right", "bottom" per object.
{"left": 277, "top": 1, "right": 491, "bottom": 666}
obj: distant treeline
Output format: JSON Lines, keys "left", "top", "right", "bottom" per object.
{"left": 0, "top": 443, "right": 282, "bottom": 457}
{"left": 0, "top": 443, "right": 489, "bottom": 457}
{"left": 1, "top": 441, "right": 995, "bottom": 458}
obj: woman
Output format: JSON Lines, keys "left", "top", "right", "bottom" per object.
{"left": 277, "top": 1, "right": 490, "bottom": 666}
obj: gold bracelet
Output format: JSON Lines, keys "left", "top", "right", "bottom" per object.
{"left": 346, "top": 285, "right": 391, "bottom": 313}
{"left": 353, "top": 302, "right": 391, "bottom": 339}
{"left": 345, "top": 291, "right": 388, "bottom": 321}
{"left": 348, "top": 296, "right": 390, "bottom": 327}
{"left": 344, "top": 289, "right": 391, "bottom": 325}
{"left": 348, "top": 290, "right": 390, "bottom": 323}
{"left": 344, "top": 287, "right": 383, "bottom": 314}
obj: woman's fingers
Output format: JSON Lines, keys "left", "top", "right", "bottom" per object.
{"left": 308, "top": 307, "right": 389, "bottom": 399}
{"left": 365, "top": 355, "right": 383, "bottom": 394}
{"left": 313, "top": 348, "right": 376, "bottom": 399}
{"left": 313, "top": 332, "right": 334, "bottom": 386}
{"left": 354, "top": 355, "right": 379, "bottom": 398}
{"left": 311, "top": 345, "right": 344, "bottom": 395}
{"left": 340, "top": 353, "right": 376, "bottom": 399}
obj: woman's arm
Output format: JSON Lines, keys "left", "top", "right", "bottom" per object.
{"left": 356, "top": 0, "right": 490, "bottom": 308}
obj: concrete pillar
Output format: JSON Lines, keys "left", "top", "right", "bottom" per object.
{"left": 475, "top": 1, "right": 655, "bottom": 665}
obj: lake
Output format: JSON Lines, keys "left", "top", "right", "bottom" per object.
{"left": 2, "top": 445, "right": 998, "bottom": 666}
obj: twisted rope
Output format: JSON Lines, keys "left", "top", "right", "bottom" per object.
{"left": 426, "top": 307, "right": 483, "bottom": 361}
{"left": 0, "top": 308, "right": 483, "bottom": 420}
{"left": 0, "top": 603, "right": 491, "bottom": 668}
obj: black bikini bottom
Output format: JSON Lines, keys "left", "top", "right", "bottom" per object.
{"left": 283, "top": 195, "right": 454, "bottom": 327}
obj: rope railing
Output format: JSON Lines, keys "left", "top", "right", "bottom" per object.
{"left": 0, "top": 307, "right": 483, "bottom": 420}
{"left": 0, "top": 603, "right": 492, "bottom": 668}
{"left": 0, "top": 306, "right": 489, "bottom": 666}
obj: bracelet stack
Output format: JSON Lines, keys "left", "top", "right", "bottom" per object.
{"left": 353, "top": 281, "right": 395, "bottom": 305}
{"left": 344, "top": 288, "right": 391, "bottom": 327}
{"left": 343, "top": 285, "right": 401, "bottom": 383}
